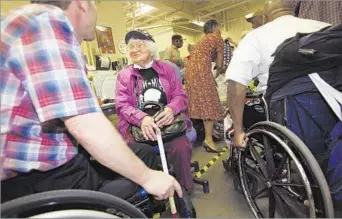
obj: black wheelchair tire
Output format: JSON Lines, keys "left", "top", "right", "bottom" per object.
{"left": 1, "top": 190, "right": 147, "bottom": 218}
{"left": 241, "top": 121, "right": 334, "bottom": 218}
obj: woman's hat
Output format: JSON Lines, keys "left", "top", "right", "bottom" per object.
{"left": 125, "top": 29, "right": 155, "bottom": 44}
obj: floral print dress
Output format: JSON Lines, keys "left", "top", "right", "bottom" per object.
{"left": 185, "top": 33, "right": 225, "bottom": 121}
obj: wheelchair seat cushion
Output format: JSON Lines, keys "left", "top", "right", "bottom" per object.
{"left": 99, "top": 177, "right": 139, "bottom": 200}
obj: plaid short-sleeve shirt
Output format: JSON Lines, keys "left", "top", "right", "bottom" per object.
{"left": 0, "top": 4, "right": 101, "bottom": 180}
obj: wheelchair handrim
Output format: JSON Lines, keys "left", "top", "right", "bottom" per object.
{"left": 30, "top": 209, "right": 119, "bottom": 218}
{"left": 250, "top": 121, "right": 334, "bottom": 218}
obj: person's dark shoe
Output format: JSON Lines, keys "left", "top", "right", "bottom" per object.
{"left": 203, "top": 141, "right": 225, "bottom": 153}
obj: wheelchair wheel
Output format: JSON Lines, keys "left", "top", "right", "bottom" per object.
{"left": 238, "top": 121, "right": 334, "bottom": 218}
{"left": 1, "top": 190, "right": 147, "bottom": 218}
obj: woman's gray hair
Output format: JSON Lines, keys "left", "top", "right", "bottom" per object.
{"left": 146, "top": 41, "right": 159, "bottom": 60}
{"left": 204, "top": 19, "right": 219, "bottom": 34}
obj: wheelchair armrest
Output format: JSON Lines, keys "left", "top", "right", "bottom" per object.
{"left": 245, "top": 92, "right": 263, "bottom": 99}
{"left": 101, "top": 103, "right": 116, "bottom": 116}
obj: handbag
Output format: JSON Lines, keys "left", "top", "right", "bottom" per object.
{"left": 131, "top": 102, "right": 187, "bottom": 143}
{"left": 130, "top": 76, "right": 187, "bottom": 143}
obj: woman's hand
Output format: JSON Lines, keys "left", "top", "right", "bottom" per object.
{"left": 155, "top": 107, "right": 174, "bottom": 127}
{"left": 141, "top": 116, "right": 158, "bottom": 141}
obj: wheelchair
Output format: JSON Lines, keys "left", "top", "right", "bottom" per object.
{"left": 223, "top": 91, "right": 335, "bottom": 218}
{"left": 95, "top": 101, "right": 197, "bottom": 218}
{"left": 1, "top": 190, "right": 147, "bottom": 218}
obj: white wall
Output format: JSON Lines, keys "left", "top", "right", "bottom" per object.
{"left": 1, "top": 1, "right": 28, "bottom": 15}
{"left": 82, "top": 1, "right": 128, "bottom": 65}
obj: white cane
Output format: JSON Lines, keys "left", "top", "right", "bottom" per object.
{"left": 156, "top": 128, "right": 178, "bottom": 218}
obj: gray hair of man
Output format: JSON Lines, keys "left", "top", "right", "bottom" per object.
{"left": 126, "top": 39, "right": 159, "bottom": 61}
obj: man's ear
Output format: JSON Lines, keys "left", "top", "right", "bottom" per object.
{"left": 75, "top": 0, "right": 88, "bottom": 13}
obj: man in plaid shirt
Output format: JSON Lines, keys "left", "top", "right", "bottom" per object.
{"left": 1, "top": 1, "right": 182, "bottom": 203}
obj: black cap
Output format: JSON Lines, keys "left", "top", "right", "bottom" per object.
{"left": 172, "top": 34, "right": 183, "bottom": 41}
{"left": 125, "top": 29, "right": 155, "bottom": 44}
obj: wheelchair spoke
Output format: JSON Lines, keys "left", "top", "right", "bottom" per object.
{"left": 248, "top": 141, "right": 268, "bottom": 178}
{"left": 252, "top": 187, "right": 268, "bottom": 199}
{"left": 269, "top": 189, "right": 276, "bottom": 218}
{"left": 272, "top": 182, "right": 319, "bottom": 189}
{"left": 272, "top": 186, "right": 309, "bottom": 218}
{"left": 241, "top": 164, "right": 266, "bottom": 182}
{"left": 271, "top": 153, "right": 288, "bottom": 180}
{"left": 263, "top": 136, "right": 276, "bottom": 180}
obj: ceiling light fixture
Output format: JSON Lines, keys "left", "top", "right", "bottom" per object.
{"left": 127, "top": 3, "right": 156, "bottom": 18}
{"left": 245, "top": 12, "right": 254, "bottom": 19}
{"left": 192, "top": 21, "right": 205, "bottom": 27}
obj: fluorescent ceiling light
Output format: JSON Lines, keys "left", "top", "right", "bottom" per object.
{"left": 127, "top": 3, "right": 156, "bottom": 18}
{"left": 96, "top": 26, "right": 107, "bottom": 31}
{"left": 192, "top": 21, "right": 205, "bottom": 27}
{"left": 245, "top": 12, "right": 254, "bottom": 19}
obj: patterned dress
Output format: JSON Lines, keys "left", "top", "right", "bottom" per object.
{"left": 185, "top": 33, "right": 225, "bottom": 121}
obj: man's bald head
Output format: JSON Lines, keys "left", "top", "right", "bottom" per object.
{"left": 264, "top": 0, "right": 293, "bottom": 23}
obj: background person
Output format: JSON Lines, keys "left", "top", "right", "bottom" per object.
{"left": 225, "top": 0, "right": 329, "bottom": 149}
{"left": 164, "top": 34, "right": 184, "bottom": 69}
{"left": 246, "top": 10, "right": 265, "bottom": 29}
{"left": 185, "top": 19, "right": 226, "bottom": 153}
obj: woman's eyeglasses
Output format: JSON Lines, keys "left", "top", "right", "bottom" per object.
{"left": 127, "top": 43, "right": 146, "bottom": 51}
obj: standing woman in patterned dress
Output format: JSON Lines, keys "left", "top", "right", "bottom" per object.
{"left": 185, "top": 19, "right": 226, "bottom": 153}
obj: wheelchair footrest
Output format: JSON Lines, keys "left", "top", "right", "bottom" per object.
{"left": 193, "top": 177, "right": 210, "bottom": 194}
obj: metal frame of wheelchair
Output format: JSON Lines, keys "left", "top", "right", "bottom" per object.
{"left": 223, "top": 92, "right": 335, "bottom": 218}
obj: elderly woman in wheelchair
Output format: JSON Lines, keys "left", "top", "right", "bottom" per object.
{"left": 113, "top": 29, "right": 195, "bottom": 216}
{"left": 115, "top": 30, "right": 193, "bottom": 194}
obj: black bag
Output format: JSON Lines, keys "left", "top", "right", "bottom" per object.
{"left": 131, "top": 75, "right": 187, "bottom": 144}
{"left": 131, "top": 101, "right": 186, "bottom": 143}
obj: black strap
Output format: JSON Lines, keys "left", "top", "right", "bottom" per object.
{"left": 133, "top": 76, "right": 141, "bottom": 109}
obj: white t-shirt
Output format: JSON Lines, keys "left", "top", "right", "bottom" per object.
{"left": 225, "top": 15, "right": 330, "bottom": 93}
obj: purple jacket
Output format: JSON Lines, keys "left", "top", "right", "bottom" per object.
{"left": 115, "top": 60, "right": 190, "bottom": 142}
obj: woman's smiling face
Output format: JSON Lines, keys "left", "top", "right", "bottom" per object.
{"left": 127, "top": 39, "right": 152, "bottom": 64}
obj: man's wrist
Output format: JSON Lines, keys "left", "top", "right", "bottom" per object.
{"left": 136, "top": 164, "right": 152, "bottom": 187}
